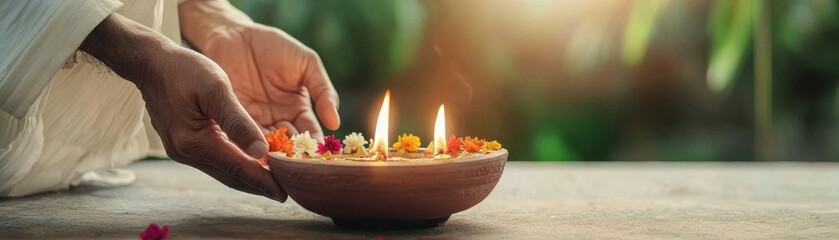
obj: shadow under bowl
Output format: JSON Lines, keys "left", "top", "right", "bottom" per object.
{"left": 267, "top": 149, "right": 508, "bottom": 230}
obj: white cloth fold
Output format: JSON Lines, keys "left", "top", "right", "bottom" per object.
{"left": 0, "top": 0, "right": 179, "bottom": 196}
{"left": 0, "top": 0, "right": 122, "bottom": 118}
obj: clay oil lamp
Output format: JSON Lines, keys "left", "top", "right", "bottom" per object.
{"left": 267, "top": 90, "right": 508, "bottom": 229}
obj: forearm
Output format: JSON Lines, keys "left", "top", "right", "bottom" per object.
{"left": 79, "top": 14, "right": 176, "bottom": 85}
{"left": 178, "top": 0, "right": 254, "bottom": 52}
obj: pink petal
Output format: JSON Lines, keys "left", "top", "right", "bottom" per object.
{"left": 140, "top": 223, "right": 169, "bottom": 240}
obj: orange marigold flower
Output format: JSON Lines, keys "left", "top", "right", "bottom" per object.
{"left": 266, "top": 127, "right": 294, "bottom": 157}
{"left": 483, "top": 140, "right": 502, "bottom": 151}
{"left": 392, "top": 134, "right": 421, "bottom": 152}
{"left": 463, "top": 136, "right": 485, "bottom": 153}
{"left": 448, "top": 135, "right": 463, "bottom": 155}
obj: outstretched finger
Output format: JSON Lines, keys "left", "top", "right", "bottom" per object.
{"left": 205, "top": 136, "right": 287, "bottom": 202}
{"left": 293, "top": 110, "right": 324, "bottom": 140}
{"left": 303, "top": 55, "right": 340, "bottom": 130}
{"left": 200, "top": 87, "right": 268, "bottom": 159}
{"left": 272, "top": 120, "right": 299, "bottom": 136}
{"left": 190, "top": 163, "right": 266, "bottom": 197}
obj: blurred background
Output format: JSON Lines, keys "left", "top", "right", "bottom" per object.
{"left": 229, "top": 0, "right": 839, "bottom": 161}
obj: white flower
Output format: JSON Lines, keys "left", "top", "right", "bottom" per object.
{"left": 342, "top": 132, "right": 369, "bottom": 153}
{"left": 291, "top": 131, "right": 319, "bottom": 157}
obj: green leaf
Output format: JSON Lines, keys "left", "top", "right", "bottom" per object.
{"left": 622, "top": 0, "right": 670, "bottom": 65}
{"left": 706, "top": 0, "right": 755, "bottom": 92}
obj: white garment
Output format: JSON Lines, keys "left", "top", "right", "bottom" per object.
{"left": 0, "top": 0, "right": 180, "bottom": 196}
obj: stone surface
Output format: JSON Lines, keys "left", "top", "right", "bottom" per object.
{"left": 2, "top": 161, "right": 839, "bottom": 239}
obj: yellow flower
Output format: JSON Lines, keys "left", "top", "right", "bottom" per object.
{"left": 393, "top": 134, "right": 421, "bottom": 152}
{"left": 483, "top": 140, "right": 502, "bottom": 152}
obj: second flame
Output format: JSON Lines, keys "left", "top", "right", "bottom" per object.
{"left": 431, "top": 104, "right": 447, "bottom": 155}
{"left": 370, "top": 90, "right": 449, "bottom": 159}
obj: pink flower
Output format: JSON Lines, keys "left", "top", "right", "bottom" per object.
{"left": 140, "top": 223, "right": 169, "bottom": 240}
{"left": 316, "top": 135, "right": 343, "bottom": 154}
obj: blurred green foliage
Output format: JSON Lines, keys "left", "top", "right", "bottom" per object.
{"left": 706, "top": 0, "right": 755, "bottom": 92}
{"left": 231, "top": 0, "right": 839, "bottom": 161}
{"left": 229, "top": 0, "right": 424, "bottom": 88}
{"left": 622, "top": 0, "right": 668, "bottom": 65}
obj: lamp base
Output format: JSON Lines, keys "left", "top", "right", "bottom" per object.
{"left": 331, "top": 216, "right": 450, "bottom": 230}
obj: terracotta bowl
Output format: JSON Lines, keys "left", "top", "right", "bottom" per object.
{"left": 267, "top": 149, "right": 508, "bottom": 229}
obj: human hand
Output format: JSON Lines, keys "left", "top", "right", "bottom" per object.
{"left": 180, "top": 0, "right": 340, "bottom": 140}
{"left": 80, "top": 14, "right": 286, "bottom": 202}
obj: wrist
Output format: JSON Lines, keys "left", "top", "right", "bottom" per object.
{"left": 179, "top": 0, "right": 254, "bottom": 52}
{"left": 80, "top": 14, "right": 179, "bottom": 86}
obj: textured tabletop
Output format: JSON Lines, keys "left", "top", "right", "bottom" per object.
{"left": 2, "top": 160, "right": 839, "bottom": 239}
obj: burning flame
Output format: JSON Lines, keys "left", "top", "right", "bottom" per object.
{"left": 372, "top": 90, "right": 391, "bottom": 159}
{"left": 432, "top": 104, "right": 447, "bottom": 155}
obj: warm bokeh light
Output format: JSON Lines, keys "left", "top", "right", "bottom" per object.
{"left": 231, "top": 0, "right": 839, "bottom": 161}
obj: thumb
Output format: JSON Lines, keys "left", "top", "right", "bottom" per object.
{"left": 200, "top": 86, "right": 267, "bottom": 159}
